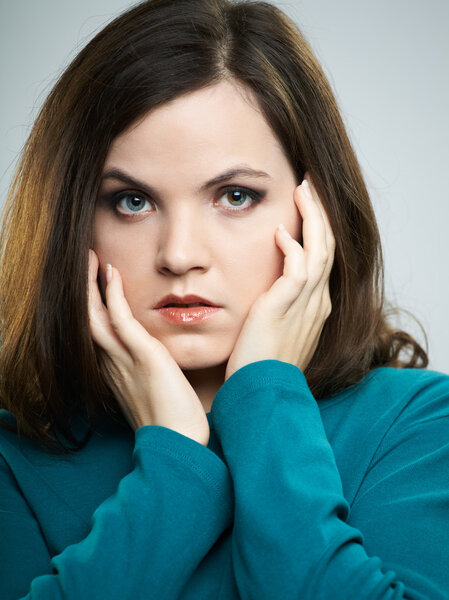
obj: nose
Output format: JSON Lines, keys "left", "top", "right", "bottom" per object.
{"left": 155, "top": 207, "right": 210, "bottom": 276}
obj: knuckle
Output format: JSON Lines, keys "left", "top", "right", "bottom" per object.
{"left": 318, "top": 251, "right": 329, "bottom": 266}
{"left": 291, "top": 271, "right": 307, "bottom": 287}
{"left": 136, "top": 337, "right": 164, "bottom": 360}
{"left": 322, "top": 296, "right": 332, "bottom": 319}
{"left": 109, "top": 313, "right": 126, "bottom": 331}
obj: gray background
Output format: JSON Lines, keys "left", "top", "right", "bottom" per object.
{"left": 1, "top": 0, "right": 448, "bottom": 373}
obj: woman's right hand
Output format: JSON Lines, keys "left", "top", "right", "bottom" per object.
{"left": 88, "top": 249, "right": 210, "bottom": 446}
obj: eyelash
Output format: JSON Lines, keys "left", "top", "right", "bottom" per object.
{"left": 108, "top": 186, "right": 264, "bottom": 218}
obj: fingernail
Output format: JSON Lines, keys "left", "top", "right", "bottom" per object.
{"left": 277, "top": 223, "right": 290, "bottom": 236}
{"left": 302, "top": 178, "right": 312, "bottom": 200}
{"left": 106, "top": 263, "right": 112, "bottom": 283}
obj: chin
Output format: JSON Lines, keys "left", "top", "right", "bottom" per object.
{"left": 144, "top": 325, "right": 234, "bottom": 371}
{"left": 177, "top": 353, "right": 229, "bottom": 372}
{"left": 160, "top": 341, "right": 229, "bottom": 372}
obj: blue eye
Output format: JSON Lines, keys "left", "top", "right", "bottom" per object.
{"left": 218, "top": 187, "right": 262, "bottom": 211}
{"left": 106, "top": 185, "right": 263, "bottom": 218}
{"left": 115, "top": 193, "right": 152, "bottom": 215}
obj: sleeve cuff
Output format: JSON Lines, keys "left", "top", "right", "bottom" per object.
{"left": 134, "top": 424, "right": 231, "bottom": 498}
{"left": 211, "top": 359, "right": 309, "bottom": 419}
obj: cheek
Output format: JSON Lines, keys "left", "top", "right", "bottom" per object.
{"left": 225, "top": 201, "right": 302, "bottom": 304}
{"left": 92, "top": 210, "right": 154, "bottom": 297}
{"left": 223, "top": 228, "right": 284, "bottom": 302}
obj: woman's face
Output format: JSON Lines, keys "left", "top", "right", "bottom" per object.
{"left": 93, "top": 79, "right": 301, "bottom": 371}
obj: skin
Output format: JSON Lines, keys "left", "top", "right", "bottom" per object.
{"left": 90, "top": 79, "right": 335, "bottom": 439}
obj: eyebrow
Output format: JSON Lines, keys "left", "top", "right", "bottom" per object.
{"left": 100, "top": 166, "right": 272, "bottom": 195}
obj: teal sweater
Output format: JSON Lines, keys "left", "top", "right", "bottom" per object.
{"left": 1, "top": 360, "right": 448, "bottom": 599}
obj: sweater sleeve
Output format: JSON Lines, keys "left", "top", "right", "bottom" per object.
{"left": 211, "top": 360, "right": 449, "bottom": 600}
{"left": 0, "top": 425, "right": 233, "bottom": 600}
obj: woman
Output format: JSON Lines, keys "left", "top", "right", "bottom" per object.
{"left": 0, "top": 0, "right": 447, "bottom": 598}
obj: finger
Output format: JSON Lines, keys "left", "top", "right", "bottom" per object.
{"left": 88, "top": 251, "right": 113, "bottom": 317}
{"left": 268, "top": 222, "right": 307, "bottom": 314}
{"left": 305, "top": 174, "right": 336, "bottom": 268}
{"left": 88, "top": 250, "right": 129, "bottom": 360}
{"left": 301, "top": 177, "right": 335, "bottom": 321}
{"left": 88, "top": 249, "right": 113, "bottom": 333}
{"left": 304, "top": 175, "right": 336, "bottom": 289}
{"left": 105, "top": 264, "right": 164, "bottom": 362}
{"left": 296, "top": 176, "right": 330, "bottom": 286}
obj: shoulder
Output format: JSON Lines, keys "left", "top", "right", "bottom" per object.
{"left": 0, "top": 409, "right": 54, "bottom": 475}
{"left": 318, "top": 367, "right": 449, "bottom": 503}
{"left": 363, "top": 366, "right": 449, "bottom": 427}
{"left": 320, "top": 366, "right": 449, "bottom": 428}
{"left": 363, "top": 365, "right": 449, "bottom": 398}
{"left": 0, "top": 409, "right": 22, "bottom": 454}
{"left": 0, "top": 408, "right": 17, "bottom": 429}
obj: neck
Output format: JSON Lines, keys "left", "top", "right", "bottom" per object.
{"left": 182, "top": 362, "right": 227, "bottom": 413}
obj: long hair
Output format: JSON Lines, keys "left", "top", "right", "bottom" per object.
{"left": 0, "top": 0, "right": 427, "bottom": 453}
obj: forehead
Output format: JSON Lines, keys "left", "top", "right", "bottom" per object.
{"left": 104, "top": 80, "right": 287, "bottom": 174}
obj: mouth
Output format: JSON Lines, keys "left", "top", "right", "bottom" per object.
{"left": 155, "top": 303, "right": 221, "bottom": 325}
{"left": 163, "top": 303, "right": 211, "bottom": 308}
{"left": 154, "top": 294, "right": 221, "bottom": 309}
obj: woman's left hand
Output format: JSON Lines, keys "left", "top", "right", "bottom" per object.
{"left": 225, "top": 172, "right": 335, "bottom": 381}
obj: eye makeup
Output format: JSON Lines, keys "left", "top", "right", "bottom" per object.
{"left": 98, "top": 184, "right": 266, "bottom": 219}
{"left": 215, "top": 185, "right": 264, "bottom": 211}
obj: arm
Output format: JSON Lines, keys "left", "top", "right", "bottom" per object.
{"left": 211, "top": 360, "right": 449, "bottom": 599}
{"left": 0, "top": 426, "right": 233, "bottom": 600}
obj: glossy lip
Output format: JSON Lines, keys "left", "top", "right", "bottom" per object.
{"left": 156, "top": 306, "right": 221, "bottom": 325}
{"left": 154, "top": 293, "right": 221, "bottom": 309}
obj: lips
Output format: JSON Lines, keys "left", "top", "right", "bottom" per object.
{"left": 154, "top": 294, "right": 220, "bottom": 309}
{"left": 165, "top": 303, "right": 208, "bottom": 308}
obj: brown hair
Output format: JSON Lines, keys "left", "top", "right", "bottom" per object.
{"left": 0, "top": 0, "right": 428, "bottom": 453}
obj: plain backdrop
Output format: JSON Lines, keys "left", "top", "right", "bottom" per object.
{"left": 0, "top": 0, "right": 448, "bottom": 373}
